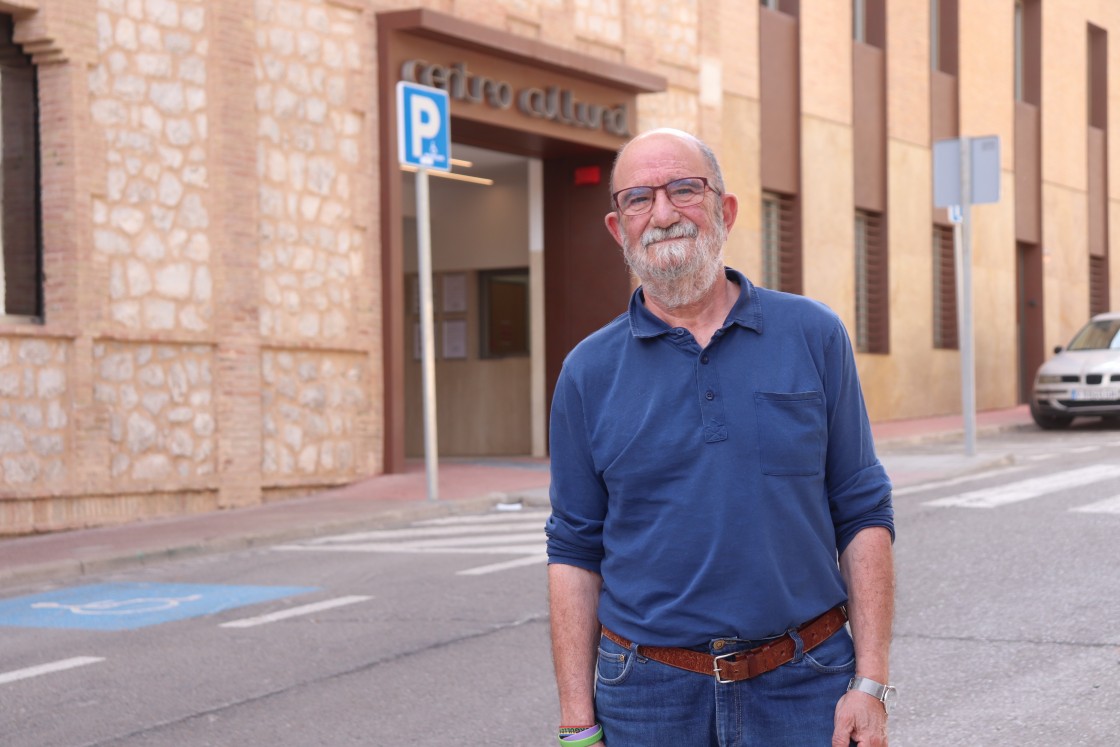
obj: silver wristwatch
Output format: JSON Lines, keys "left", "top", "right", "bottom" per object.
{"left": 847, "top": 676, "right": 898, "bottom": 714}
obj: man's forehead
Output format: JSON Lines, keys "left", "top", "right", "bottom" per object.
{"left": 615, "top": 132, "right": 706, "bottom": 184}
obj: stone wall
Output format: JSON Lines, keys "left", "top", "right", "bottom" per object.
{"left": 93, "top": 341, "right": 215, "bottom": 483}
{"left": 0, "top": 0, "right": 378, "bottom": 535}
{"left": 255, "top": 0, "right": 369, "bottom": 344}
{"left": 0, "top": 338, "right": 69, "bottom": 490}
{"left": 91, "top": 0, "right": 214, "bottom": 335}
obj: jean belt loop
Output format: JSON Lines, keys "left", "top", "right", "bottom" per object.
{"left": 787, "top": 628, "right": 805, "bottom": 662}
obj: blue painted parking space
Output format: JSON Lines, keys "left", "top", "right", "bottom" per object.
{"left": 0, "top": 582, "right": 318, "bottom": 631}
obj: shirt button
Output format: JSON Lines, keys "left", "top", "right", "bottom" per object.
{"left": 705, "top": 390, "right": 715, "bottom": 401}
{"left": 675, "top": 328, "right": 685, "bottom": 336}
{"left": 700, "top": 355, "right": 709, "bottom": 364}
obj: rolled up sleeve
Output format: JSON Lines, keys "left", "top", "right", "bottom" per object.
{"left": 545, "top": 367, "right": 608, "bottom": 573}
{"left": 822, "top": 322, "right": 895, "bottom": 554}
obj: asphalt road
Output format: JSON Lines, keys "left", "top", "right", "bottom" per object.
{"left": 1, "top": 423, "right": 1118, "bottom": 746}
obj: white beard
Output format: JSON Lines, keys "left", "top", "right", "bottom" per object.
{"left": 623, "top": 216, "right": 726, "bottom": 309}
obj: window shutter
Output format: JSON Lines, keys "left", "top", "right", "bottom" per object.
{"left": 855, "top": 210, "right": 889, "bottom": 354}
{"left": 1089, "top": 254, "right": 1109, "bottom": 317}
{"left": 933, "top": 224, "right": 958, "bottom": 349}
{"left": 761, "top": 191, "right": 801, "bottom": 295}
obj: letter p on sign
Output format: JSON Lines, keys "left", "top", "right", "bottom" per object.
{"left": 397, "top": 81, "right": 451, "bottom": 172}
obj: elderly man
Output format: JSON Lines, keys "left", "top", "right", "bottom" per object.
{"left": 546, "top": 129, "right": 895, "bottom": 747}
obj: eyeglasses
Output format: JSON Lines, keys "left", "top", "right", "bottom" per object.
{"left": 612, "top": 177, "right": 720, "bottom": 216}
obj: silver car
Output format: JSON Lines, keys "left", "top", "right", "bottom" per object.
{"left": 1030, "top": 311, "right": 1120, "bottom": 429}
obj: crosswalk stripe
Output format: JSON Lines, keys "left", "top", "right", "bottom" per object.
{"left": 276, "top": 542, "right": 545, "bottom": 555}
{"left": 413, "top": 510, "right": 551, "bottom": 527}
{"left": 1071, "top": 494, "right": 1120, "bottom": 515}
{"left": 292, "top": 519, "right": 546, "bottom": 545}
{"left": 924, "top": 464, "right": 1120, "bottom": 509}
{"left": 893, "top": 465, "right": 1028, "bottom": 497}
{"left": 273, "top": 510, "right": 549, "bottom": 573}
{"left": 457, "top": 554, "right": 549, "bottom": 576}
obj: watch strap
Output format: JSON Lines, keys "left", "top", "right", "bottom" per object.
{"left": 847, "top": 675, "right": 897, "bottom": 712}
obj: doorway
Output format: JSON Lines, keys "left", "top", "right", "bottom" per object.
{"left": 402, "top": 144, "right": 541, "bottom": 457}
{"left": 399, "top": 143, "right": 630, "bottom": 460}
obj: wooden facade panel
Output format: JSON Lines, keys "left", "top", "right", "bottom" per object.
{"left": 852, "top": 44, "right": 885, "bottom": 213}
{"left": 1015, "top": 102, "right": 1041, "bottom": 244}
{"left": 759, "top": 8, "right": 799, "bottom": 195}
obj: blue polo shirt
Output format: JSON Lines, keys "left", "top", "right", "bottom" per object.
{"left": 546, "top": 269, "right": 893, "bottom": 647}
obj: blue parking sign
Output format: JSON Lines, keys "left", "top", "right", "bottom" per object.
{"left": 397, "top": 82, "right": 451, "bottom": 171}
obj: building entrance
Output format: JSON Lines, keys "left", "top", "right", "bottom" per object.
{"left": 401, "top": 142, "right": 631, "bottom": 460}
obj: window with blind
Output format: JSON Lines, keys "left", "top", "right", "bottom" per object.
{"left": 855, "top": 210, "right": 888, "bottom": 354}
{"left": 1090, "top": 254, "right": 1109, "bottom": 317}
{"left": 932, "top": 224, "right": 958, "bottom": 349}
{"left": 0, "top": 15, "right": 41, "bottom": 321}
{"left": 761, "top": 191, "right": 800, "bottom": 294}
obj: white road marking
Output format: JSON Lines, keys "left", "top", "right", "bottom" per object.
{"left": 291, "top": 519, "right": 546, "bottom": 545}
{"left": 1071, "top": 494, "right": 1120, "bottom": 515}
{"left": 219, "top": 596, "right": 371, "bottom": 629}
{"left": 924, "top": 464, "right": 1120, "bottom": 509}
{"left": 0, "top": 657, "right": 105, "bottom": 686}
{"left": 893, "top": 465, "right": 1029, "bottom": 496}
{"left": 274, "top": 510, "right": 550, "bottom": 574}
{"left": 457, "top": 554, "right": 549, "bottom": 576}
{"left": 413, "top": 510, "right": 551, "bottom": 527}
{"left": 276, "top": 542, "right": 546, "bottom": 555}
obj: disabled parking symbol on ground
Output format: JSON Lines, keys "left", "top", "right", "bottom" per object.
{"left": 0, "top": 582, "right": 317, "bottom": 631}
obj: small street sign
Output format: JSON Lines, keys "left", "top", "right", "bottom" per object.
{"left": 396, "top": 81, "right": 451, "bottom": 171}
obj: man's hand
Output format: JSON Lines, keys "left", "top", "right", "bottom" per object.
{"left": 832, "top": 689, "right": 888, "bottom": 746}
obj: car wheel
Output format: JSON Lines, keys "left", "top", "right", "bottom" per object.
{"left": 1030, "top": 408, "right": 1073, "bottom": 430}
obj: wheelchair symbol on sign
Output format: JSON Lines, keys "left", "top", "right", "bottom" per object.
{"left": 32, "top": 594, "right": 204, "bottom": 616}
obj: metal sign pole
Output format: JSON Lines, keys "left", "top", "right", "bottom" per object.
{"left": 956, "top": 138, "right": 977, "bottom": 457}
{"left": 415, "top": 166, "right": 439, "bottom": 501}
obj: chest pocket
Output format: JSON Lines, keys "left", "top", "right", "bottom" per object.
{"left": 753, "top": 391, "right": 825, "bottom": 476}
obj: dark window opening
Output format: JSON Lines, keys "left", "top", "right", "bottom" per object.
{"left": 0, "top": 14, "right": 41, "bottom": 320}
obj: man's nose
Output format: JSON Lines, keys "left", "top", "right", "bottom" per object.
{"left": 648, "top": 188, "right": 681, "bottom": 226}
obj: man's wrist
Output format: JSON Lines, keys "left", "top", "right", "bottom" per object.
{"left": 557, "top": 723, "right": 603, "bottom": 745}
{"left": 847, "top": 675, "right": 898, "bottom": 714}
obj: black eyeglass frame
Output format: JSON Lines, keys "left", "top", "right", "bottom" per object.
{"left": 611, "top": 176, "right": 721, "bottom": 216}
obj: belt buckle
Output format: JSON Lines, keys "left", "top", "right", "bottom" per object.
{"left": 713, "top": 650, "right": 738, "bottom": 684}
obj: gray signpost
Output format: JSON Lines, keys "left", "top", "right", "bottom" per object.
{"left": 397, "top": 82, "right": 451, "bottom": 501}
{"left": 933, "top": 135, "right": 1001, "bottom": 457}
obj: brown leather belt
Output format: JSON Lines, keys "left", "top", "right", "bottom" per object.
{"left": 601, "top": 606, "right": 847, "bottom": 683}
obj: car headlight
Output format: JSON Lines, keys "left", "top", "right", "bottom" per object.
{"left": 1037, "top": 374, "right": 1065, "bottom": 384}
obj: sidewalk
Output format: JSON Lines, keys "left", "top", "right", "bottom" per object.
{"left": 0, "top": 406, "right": 1034, "bottom": 587}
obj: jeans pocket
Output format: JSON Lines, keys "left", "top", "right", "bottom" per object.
{"left": 596, "top": 634, "right": 635, "bottom": 685}
{"left": 754, "top": 391, "right": 825, "bottom": 476}
{"left": 802, "top": 628, "right": 856, "bottom": 674}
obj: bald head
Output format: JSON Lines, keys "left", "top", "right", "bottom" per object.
{"left": 610, "top": 129, "right": 726, "bottom": 197}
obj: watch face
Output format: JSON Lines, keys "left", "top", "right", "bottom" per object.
{"left": 882, "top": 686, "right": 898, "bottom": 714}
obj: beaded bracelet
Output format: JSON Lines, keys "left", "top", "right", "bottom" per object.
{"left": 557, "top": 723, "right": 604, "bottom": 746}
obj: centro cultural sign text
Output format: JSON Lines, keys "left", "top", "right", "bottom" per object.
{"left": 400, "top": 59, "right": 632, "bottom": 138}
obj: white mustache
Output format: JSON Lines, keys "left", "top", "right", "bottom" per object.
{"left": 641, "top": 222, "right": 698, "bottom": 248}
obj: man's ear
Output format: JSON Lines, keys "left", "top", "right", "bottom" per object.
{"left": 605, "top": 210, "right": 624, "bottom": 247}
{"left": 720, "top": 192, "right": 739, "bottom": 233}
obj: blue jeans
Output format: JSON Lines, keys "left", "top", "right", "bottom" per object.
{"left": 594, "top": 626, "right": 856, "bottom": 746}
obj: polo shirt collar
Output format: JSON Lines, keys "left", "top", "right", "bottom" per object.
{"left": 628, "top": 267, "right": 764, "bottom": 339}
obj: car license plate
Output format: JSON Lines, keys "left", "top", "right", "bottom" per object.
{"left": 1071, "top": 388, "right": 1120, "bottom": 401}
